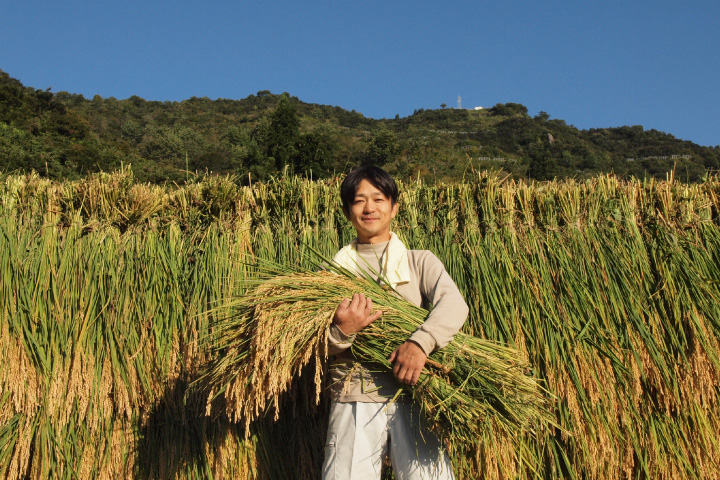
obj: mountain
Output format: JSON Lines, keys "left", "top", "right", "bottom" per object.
{"left": 2, "top": 69, "right": 718, "bottom": 183}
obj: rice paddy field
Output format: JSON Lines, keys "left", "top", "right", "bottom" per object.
{"left": 1, "top": 166, "right": 720, "bottom": 479}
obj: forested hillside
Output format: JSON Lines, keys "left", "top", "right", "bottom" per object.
{"left": 1, "top": 69, "right": 718, "bottom": 183}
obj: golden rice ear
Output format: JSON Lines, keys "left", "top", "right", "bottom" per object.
{"left": 4, "top": 170, "right": 720, "bottom": 479}
{"left": 199, "top": 268, "right": 553, "bottom": 479}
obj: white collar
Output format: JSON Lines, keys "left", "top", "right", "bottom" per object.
{"left": 332, "top": 232, "right": 411, "bottom": 287}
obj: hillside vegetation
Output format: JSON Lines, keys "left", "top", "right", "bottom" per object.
{"left": 1, "top": 68, "right": 719, "bottom": 184}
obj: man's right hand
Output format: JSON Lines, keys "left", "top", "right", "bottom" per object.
{"left": 333, "top": 293, "right": 382, "bottom": 335}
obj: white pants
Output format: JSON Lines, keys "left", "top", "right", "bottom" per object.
{"left": 322, "top": 401, "right": 455, "bottom": 480}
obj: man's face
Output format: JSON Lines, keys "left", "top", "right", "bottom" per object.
{"left": 346, "top": 179, "right": 398, "bottom": 244}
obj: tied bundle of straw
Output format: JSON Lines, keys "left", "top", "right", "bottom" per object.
{"left": 200, "top": 261, "right": 555, "bottom": 451}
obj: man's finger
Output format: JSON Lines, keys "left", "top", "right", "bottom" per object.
{"left": 365, "top": 309, "right": 382, "bottom": 325}
{"left": 394, "top": 365, "right": 403, "bottom": 381}
{"left": 399, "top": 367, "right": 417, "bottom": 385}
{"left": 363, "top": 312, "right": 382, "bottom": 328}
{"left": 403, "top": 369, "right": 415, "bottom": 385}
{"left": 334, "top": 298, "right": 350, "bottom": 320}
{"left": 363, "top": 297, "right": 374, "bottom": 316}
{"left": 349, "top": 293, "right": 364, "bottom": 311}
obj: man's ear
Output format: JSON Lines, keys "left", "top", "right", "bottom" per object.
{"left": 391, "top": 202, "right": 399, "bottom": 218}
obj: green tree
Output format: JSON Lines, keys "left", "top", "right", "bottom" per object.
{"left": 489, "top": 103, "right": 529, "bottom": 117}
{"left": 527, "top": 143, "right": 556, "bottom": 181}
{"left": 265, "top": 94, "right": 300, "bottom": 171}
{"left": 141, "top": 126, "right": 184, "bottom": 163}
{"left": 120, "top": 120, "right": 143, "bottom": 144}
{"left": 365, "top": 128, "right": 399, "bottom": 167}
{"left": 295, "top": 126, "right": 337, "bottom": 178}
{"left": 535, "top": 111, "right": 550, "bottom": 122}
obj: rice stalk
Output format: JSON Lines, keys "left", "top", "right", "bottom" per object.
{"left": 199, "top": 263, "right": 555, "bottom": 471}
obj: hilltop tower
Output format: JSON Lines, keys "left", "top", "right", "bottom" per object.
{"left": 457, "top": 95, "right": 462, "bottom": 109}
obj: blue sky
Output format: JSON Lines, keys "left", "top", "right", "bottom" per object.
{"left": 1, "top": 1, "right": 718, "bottom": 146}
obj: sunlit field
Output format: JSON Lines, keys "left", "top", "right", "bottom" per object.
{"left": 2, "top": 167, "right": 719, "bottom": 479}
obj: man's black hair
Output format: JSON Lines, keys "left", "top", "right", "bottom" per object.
{"left": 340, "top": 166, "right": 398, "bottom": 214}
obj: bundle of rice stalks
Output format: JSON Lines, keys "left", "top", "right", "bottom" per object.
{"left": 199, "top": 261, "right": 555, "bottom": 452}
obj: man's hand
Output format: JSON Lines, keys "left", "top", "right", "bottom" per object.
{"left": 388, "top": 341, "right": 427, "bottom": 386}
{"left": 333, "top": 293, "right": 382, "bottom": 335}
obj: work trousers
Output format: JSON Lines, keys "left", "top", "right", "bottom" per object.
{"left": 321, "top": 401, "right": 454, "bottom": 480}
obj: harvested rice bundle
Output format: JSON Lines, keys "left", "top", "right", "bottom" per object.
{"left": 201, "top": 263, "right": 554, "bottom": 447}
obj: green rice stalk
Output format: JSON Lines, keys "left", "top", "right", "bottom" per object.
{"left": 198, "top": 260, "right": 556, "bottom": 459}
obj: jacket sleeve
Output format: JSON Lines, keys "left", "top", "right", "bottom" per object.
{"left": 320, "top": 260, "right": 357, "bottom": 356}
{"left": 408, "top": 251, "right": 469, "bottom": 355}
{"left": 327, "top": 323, "right": 355, "bottom": 356}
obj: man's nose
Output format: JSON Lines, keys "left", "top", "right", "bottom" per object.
{"left": 363, "top": 201, "right": 376, "bottom": 213}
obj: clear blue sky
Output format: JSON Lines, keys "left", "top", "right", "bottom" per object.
{"left": 1, "top": 1, "right": 718, "bottom": 146}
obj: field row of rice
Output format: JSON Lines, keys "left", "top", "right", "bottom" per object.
{"left": 1, "top": 167, "right": 719, "bottom": 479}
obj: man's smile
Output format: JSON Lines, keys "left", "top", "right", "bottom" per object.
{"left": 347, "top": 179, "right": 399, "bottom": 243}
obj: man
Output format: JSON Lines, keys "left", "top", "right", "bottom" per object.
{"left": 322, "top": 166, "right": 469, "bottom": 480}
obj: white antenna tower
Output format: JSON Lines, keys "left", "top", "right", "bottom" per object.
{"left": 457, "top": 95, "right": 462, "bottom": 109}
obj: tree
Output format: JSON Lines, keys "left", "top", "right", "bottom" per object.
{"left": 527, "top": 143, "right": 556, "bottom": 181}
{"left": 265, "top": 94, "right": 299, "bottom": 171}
{"left": 489, "top": 103, "right": 529, "bottom": 117}
{"left": 365, "top": 128, "right": 400, "bottom": 167}
{"left": 535, "top": 111, "right": 550, "bottom": 122}
{"left": 141, "top": 126, "right": 183, "bottom": 163}
{"left": 295, "top": 126, "right": 337, "bottom": 178}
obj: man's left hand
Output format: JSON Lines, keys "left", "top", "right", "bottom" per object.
{"left": 388, "top": 341, "right": 427, "bottom": 386}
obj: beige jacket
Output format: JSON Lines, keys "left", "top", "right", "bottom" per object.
{"left": 327, "top": 237, "right": 469, "bottom": 402}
